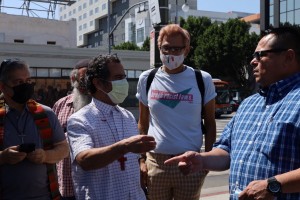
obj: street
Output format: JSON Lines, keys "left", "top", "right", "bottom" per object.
{"left": 201, "top": 113, "right": 234, "bottom": 199}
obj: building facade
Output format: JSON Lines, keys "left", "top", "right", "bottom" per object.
{"left": 260, "top": 0, "right": 300, "bottom": 31}
{"left": 0, "top": 13, "right": 77, "bottom": 47}
{"left": 59, "top": 0, "right": 197, "bottom": 48}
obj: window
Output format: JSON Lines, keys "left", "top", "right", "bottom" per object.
{"left": 122, "top": 9, "right": 126, "bottom": 15}
{"left": 95, "top": 7, "right": 99, "bottom": 13}
{"left": 137, "top": 27, "right": 144, "bottom": 43}
{"left": 79, "top": 15, "right": 82, "bottom": 21}
{"left": 122, "top": 0, "right": 126, "bottom": 3}
{"left": 136, "top": 70, "right": 143, "bottom": 78}
{"left": 280, "top": 1, "right": 287, "bottom": 13}
{"left": 114, "top": 35, "right": 118, "bottom": 42}
{"left": 83, "top": 13, "right": 87, "bottom": 19}
{"left": 102, "top": 3, "right": 106, "bottom": 10}
{"left": 37, "top": 68, "right": 48, "bottom": 77}
{"left": 90, "top": 21, "right": 94, "bottom": 26}
{"left": 49, "top": 68, "right": 61, "bottom": 77}
{"left": 78, "top": 5, "right": 82, "bottom": 11}
{"left": 122, "top": 33, "right": 125, "bottom": 40}
{"left": 99, "top": 30, "right": 104, "bottom": 35}
{"left": 64, "top": 14, "right": 67, "bottom": 19}
{"left": 296, "top": 0, "right": 300, "bottom": 9}
{"left": 68, "top": 11, "right": 72, "bottom": 16}
{"left": 287, "top": 10, "right": 294, "bottom": 24}
{"left": 79, "top": 25, "right": 82, "bottom": 31}
{"left": 89, "top": 10, "right": 93, "bottom": 16}
{"left": 89, "top": 0, "right": 93, "bottom": 5}
{"left": 95, "top": 42, "right": 99, "bottom": 47}
{"left": 127, "top": 70, "right": 135, "bottom": 78}
{"left": 95, "top": 32, "right": 99, "bottom": 37}
{"left": 62, "top": 69, "right": 72, "bottom": 77}
{"left": 47, "top": 41, "right": 56, "bottom": 45}
{"left": 83, "top": 3, "right": 87, "bottom": 9}
{"left": 73, "top": 9, "right": 76, "bottom": 14}
{"left": 99, "top": 41, "right": 103, "bottom": 46}
{"left": 29, "top": 68, "right": 37, "bottom": 77}
{"left": 295, "top": 9, "right": 300, "bottom": 24}
{"left": 60, "top": 7, "right": 63, "bottom": 12}
{"left": 14, "top": 39, "right": 24, "bottom": 43}
{"left": 287, "top": 0, "right": 294, "bottom": 11}
{"left": 79, "top": 35, "right": 83, "bottom": 41}
{"left": 113, "top": 13, "right": 117, "bottom": 19}
{"left": 83, "top": 23, "right": 87, "bottom": 29}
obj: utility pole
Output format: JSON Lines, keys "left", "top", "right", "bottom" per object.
{"left": 153, "top": 0, "right": 169, "bottom": 68}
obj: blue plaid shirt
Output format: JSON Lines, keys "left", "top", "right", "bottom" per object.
{"left": 214, "top": 72, "right": 300, "bottom": 200}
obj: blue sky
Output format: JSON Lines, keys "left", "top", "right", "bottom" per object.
{"left": 197, "top": 0, "right": 260, "bottom": 14}
{"left": 1, "top": 0, "right": 260, "bottom": 18}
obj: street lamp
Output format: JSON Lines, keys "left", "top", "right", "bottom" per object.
{"left": 108, "top": 0, "right": 148, "bottom": 54}
{"left": 182, "top": 1, "right": 189, "bottom": 13}
{"left": 175, "top": 0, "right": 190, "bottom": 24}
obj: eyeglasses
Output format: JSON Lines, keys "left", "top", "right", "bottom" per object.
{"left": 160, "top": 46, "right": 186, "bottom": 54}
{"left": 252, "top": 49, "right": 288, "bottom": 60}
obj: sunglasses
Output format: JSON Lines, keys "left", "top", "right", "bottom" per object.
{"left": 160, "top": 46, "right": 186, "bottom": 53}
{"left": 252, "top": 49, "right": 288, "bottom": 60}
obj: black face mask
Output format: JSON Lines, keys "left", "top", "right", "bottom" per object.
{"left": 11, "top": 83, "right": 34, "bottom": 104}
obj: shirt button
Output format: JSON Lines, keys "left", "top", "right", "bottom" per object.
{"left": 236, "top": 181, "right": 239, "bottom": 185}
{"left": 249, "top": 141, "right": 253, "bottom": 144}
{"left": 257, "top": 122, "right": 261, "bottom": 126}
{"left": 239, "top": 160, "right": 243, "bottom": 163}
{"left": 266, "top": 105, "right": 270, "bottom": 109}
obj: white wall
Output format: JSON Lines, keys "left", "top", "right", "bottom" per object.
{"left": 0, "top": 13, "right": 76, "bottom": 48}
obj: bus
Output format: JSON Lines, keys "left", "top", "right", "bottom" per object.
{"left": 213, "top": 79, "right": 232, "bottom": 118}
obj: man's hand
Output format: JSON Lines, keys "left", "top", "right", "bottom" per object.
{"left": 164, "top": 151, "right": 204, "bottom": 175}
{"left": 139, "top": 158, "right": 148, "bottom": 191}
{"left": 0, "top": 146, "right": 27, "bottom": 165}
{"left": 239, "top": 180, "right": 275, "bottom": 200}
{"left": 124, "top": 135, "right": 156, "bottom": 154}
{"left": 26, "top": 149, "right": 46, "bottom": 164}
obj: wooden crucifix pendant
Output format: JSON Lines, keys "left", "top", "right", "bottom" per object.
{"left": 118, "top": 156, "right": 127, "bottom": 171}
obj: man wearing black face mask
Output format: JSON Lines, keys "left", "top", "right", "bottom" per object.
{"left": 0, "top": 59, "right": 69, "bottom": 200}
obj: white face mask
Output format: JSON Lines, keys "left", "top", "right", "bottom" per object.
{"left": 106, "top": 78, "right": 129, "bottom": 104}
{"left": 160, "top": 53, "right": 185, "bottom": 70}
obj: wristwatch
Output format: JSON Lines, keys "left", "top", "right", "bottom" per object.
{"left": 267, "top": 176, "right": 282, "bottom": 196}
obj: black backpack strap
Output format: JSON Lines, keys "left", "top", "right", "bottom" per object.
{"left": 146, "top": 68, "right": 159, "bottom": 96}
{"left": 194, "top": 69, "right": 207, "bottom": 134}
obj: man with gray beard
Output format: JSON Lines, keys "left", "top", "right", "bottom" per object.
{"left": 52, "top": 59, "right": 91, "bottom": 200}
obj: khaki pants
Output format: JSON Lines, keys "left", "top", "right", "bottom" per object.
{"left": 146, "top": 152, "right": 208, "bottom": 200}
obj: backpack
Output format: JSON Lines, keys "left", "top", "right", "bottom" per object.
{"left": 145, "top": 68, "right": 207, "bottom": 134}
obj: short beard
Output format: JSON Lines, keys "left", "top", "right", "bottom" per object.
{"left": 72, "top": 87, "right": 91, "bottom": 112}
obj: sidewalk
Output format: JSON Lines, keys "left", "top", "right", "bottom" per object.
{"left": 200, "top": 170, "right": 230, "bottom": 200}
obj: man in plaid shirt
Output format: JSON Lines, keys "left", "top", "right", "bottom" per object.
{"left": 165, "top": 26, "right": 300, "bottom": 200}
{"left": 52, "top": 59, "right": 91, "bottom": 200}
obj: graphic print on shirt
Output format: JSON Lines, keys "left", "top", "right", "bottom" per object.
{"left": 150, "top": 88, "right": 193, "bottom": 108}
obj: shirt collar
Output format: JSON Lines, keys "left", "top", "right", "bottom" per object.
{"left": 259, "top": 72, "right": 300, "bottom": 101}
{"left": 92, "top": 97, "right": 118, "bottom": 114}
{"left": 66, "top": 94, "right": 74, "bottom": 106}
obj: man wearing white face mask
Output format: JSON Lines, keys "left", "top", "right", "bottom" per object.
{"left": 67, "top": 54, "right": 156, "bottom": 200}
{"left": 136, "top": 24, "right": 217, "bottom": 200}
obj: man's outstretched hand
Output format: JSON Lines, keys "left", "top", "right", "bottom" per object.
{"left": 164, "top": 151, "right": 204, "bottom": 175}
